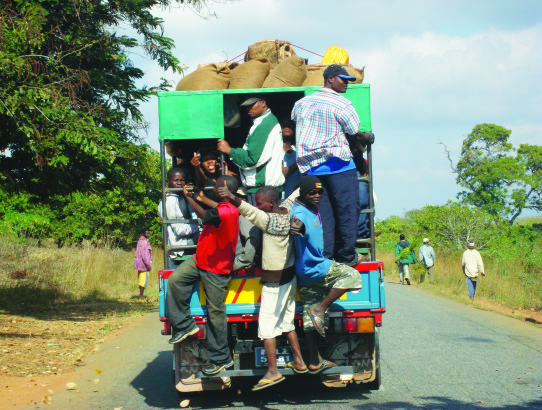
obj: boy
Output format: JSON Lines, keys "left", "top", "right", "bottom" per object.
{"left": 218, "top": 184, "right": 307, "bottom": 391}
{"left": 167, "top": 175, "right": 240, "bottom": 376}
{"left": 290, "top": 175, "right": 362, "bottom": 374}
{"left": 157, "top": 168, "right": 200, "bottom": 270}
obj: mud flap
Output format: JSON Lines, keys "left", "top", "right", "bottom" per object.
{"left": 320, "top": 333, "right": 375, "bottom": 387}
{"left": 174, "top": 339, "right": 231, "bottom": 392}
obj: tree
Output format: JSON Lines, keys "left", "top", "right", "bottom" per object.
{"left": 407, "top": 201, "right": 499, "bottom": 251}
{"left": 0, "top": 0, "right": 204, "bottom": 197}
{"left": 443, "top": 124, "right": 542, "bottom": 225}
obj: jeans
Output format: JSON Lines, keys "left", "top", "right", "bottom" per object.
{"left": 317, "top": 169, "right": 360, "bottom": 264}
{"left": 398, "top": 263, "right": 410, "bottom": 283}
{"left": 466, "top": 277, "right": 478, "bottom": 299}
{"left": 357, "top": 176, "right": 370, "bottom": 238}
{"left": 167, "top": 256, "right": 232, "bottom": 364}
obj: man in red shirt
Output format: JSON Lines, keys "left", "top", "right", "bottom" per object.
{"left": 167, "top": 175, "right": 240, "bottom": 375}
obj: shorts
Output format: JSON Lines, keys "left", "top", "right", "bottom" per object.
{"left": 258, "top": 277, "right": 297, "bottom": 340}
{"left": 138, "top": 270, "right": 148, "bottom": 288}
{"left": 299, "top": 261, "right": 362, "bottom": 331}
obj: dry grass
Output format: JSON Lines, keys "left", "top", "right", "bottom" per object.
{"left": 0, "top": 236, "right": 166, "bottom": 377}
{"left": 378, "top": 248, "right": 542, "bottom": 311}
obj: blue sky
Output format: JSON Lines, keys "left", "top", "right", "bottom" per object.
{"left": 129, "top": 0, "right": 542, "bottom": 220}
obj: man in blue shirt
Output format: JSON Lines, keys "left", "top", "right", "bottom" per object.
{"left": 291, "top": 175, "right": 362, "bottom": 374}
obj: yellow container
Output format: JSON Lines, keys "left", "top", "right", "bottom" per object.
{"left": 322, "top": 46, "right": 349, "bottom": 64}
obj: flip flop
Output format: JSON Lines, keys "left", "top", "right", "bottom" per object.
{"left": 252, "top": 376, "right": 285, "bottom": 391}
{"left": 308, "top": 360, "right": 338, "bottom": 375}
{"left": 287, "top": 362, "right": 308, "bottom": 374}
{"left": 306, "top": 305, "right": 326, "bottom": 337}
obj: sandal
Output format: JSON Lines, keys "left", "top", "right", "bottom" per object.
{"left": 308, "top": 360, "right": 337, "bottom": 375}
{"left": 306, "top": 305, "right": 326, "bottom": 337}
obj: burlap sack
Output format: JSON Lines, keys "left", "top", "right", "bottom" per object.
{"left": 176, "top": 62, "right": 231, "bottom": 91}
{"left": 244, "top": 40, "right": 296, "bottom": 68}
{"left": 262, "top": 55, "right": 307, "bottom": 88}
{"left": 304, "top": 64, "right": 365, "bottom": 85}
{"left": 229, "top": 59, "right": 270, "bottom": 89}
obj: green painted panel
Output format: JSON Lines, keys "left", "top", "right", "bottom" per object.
{"left": 158, "top": 83, "right": 371, "bottom": 140}
{"left": 158, "top": 92, "right": 223, "bottom": 141}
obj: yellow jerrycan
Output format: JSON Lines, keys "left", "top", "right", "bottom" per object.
{"left": 321, "top": 46, "right": 349, "bottom": 64}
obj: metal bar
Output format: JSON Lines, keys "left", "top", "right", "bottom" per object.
{"left": 360, "top": 208, "right": 375, "bottom": 214}
{"left": 166, "top": 186, "right": 214, "bottom": 193}
{"left": 367, "top": 144, "right": 375, "bottom": 261}
{"left": 164, "top": 219, "right": 201, "bottom": 224}
{"left": 160, "top": 140, "right": 169, "bottom": 270}
{"left": 166, "top": 245, "right": 197, "bottom": 252}
{"left": 198, "top": 366, "right": 357, "bottom": 379}
{"left": 357, "top": 176, "right": 370, "bottom": 183}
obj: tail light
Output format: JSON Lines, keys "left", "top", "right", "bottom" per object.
{"left": 333, "top": 317, "right": 374, "bottom": 334}
{"left": 195, "top": 324, "right": 206, "bottom": 339}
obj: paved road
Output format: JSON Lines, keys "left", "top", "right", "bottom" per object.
{"left": 27, "top": 280, "right": 542, "bottom": 410}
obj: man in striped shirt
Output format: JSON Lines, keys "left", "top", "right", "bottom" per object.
{"left": 291, "top": 65, "right": 375, "bottom": 266}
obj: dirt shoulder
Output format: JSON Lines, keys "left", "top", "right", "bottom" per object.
{"left": 1, "top": 300, "right": 155, "bottom": 408}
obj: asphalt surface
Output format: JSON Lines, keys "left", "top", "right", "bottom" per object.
{"left": 26, "top": 280, "right": 542, "bottom": 410}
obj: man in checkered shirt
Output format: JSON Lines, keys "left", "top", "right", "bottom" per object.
{"left": 291, "top": 65, "right": 375, "bottom": 266}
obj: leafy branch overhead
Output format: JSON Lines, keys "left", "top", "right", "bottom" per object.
{"left": 441, "top": 124, "right": 542, "bottom": 225}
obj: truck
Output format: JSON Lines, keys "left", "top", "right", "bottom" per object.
{"left": 157, "top": 81, "right": 385, "bottom": 393}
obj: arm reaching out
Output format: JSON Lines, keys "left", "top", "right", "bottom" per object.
{"left": 217, "top": 181, "right": 242, "bottom": 207}
{"left": 290, "top": 214, "right": 305, "bottom": 236}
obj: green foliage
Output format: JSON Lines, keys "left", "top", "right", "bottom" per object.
{"left": 451, "top": 124, "right": 542, "bottom": 225}
{"left": 407, "top": 201, "right": 500, "bottom": 250}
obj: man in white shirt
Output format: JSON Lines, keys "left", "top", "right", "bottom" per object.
{"left": 461, "top": 240, "right": 485, "bottom": 299}
{"left": 158, "top": 168, "right": 200, "bottom": 269}
{"left": 418, "top": 238, "right": 436, "bottom": 283}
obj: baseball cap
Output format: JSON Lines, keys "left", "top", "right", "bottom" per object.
{"left": 240, "top": 97, "right": 264, "bottom": 107}
{"left": 323, "top": 64, "right": 356, "bottom": 81}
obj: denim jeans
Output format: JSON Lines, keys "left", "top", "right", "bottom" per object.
{"left": 357, "top": 176, "right": 370, "bottom": 238}
{"left": 317, "top": 168, "right": 360, "bottom": 264}
{"left": 167, "top": 256, "right": 232, "bottom": 364}
{"left": 466, "top": 277, "right": 478, "bottom": 299}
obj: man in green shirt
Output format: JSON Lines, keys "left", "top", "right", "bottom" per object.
{"left": 217, "top": 97, "right": 285, "bottom": 205}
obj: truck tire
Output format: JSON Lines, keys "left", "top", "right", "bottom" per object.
{"left": 366, "top": 329, "right": 381, "bottom": 390}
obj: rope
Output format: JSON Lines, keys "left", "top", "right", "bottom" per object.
{"left": 286, "top": 42, "right": 324, "bottom": 58}
{"left": 227, "top": 51, "right": 246, "bottom": 63}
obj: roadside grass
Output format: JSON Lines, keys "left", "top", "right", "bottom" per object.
{"left": 0, "top": 235, "right": 166, "bottom": 377}
{"left": 378, "top": 248, "right": 542, "bottom": 312}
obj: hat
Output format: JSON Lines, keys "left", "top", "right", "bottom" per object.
{"left": 299, "top": 175, "right": 323, "bottom": 198}
{"left": 240, "top": 97, "right": 264, "bottom": 107}
{"left": 323, "top": 64, "right": 356, "bottom": 81}
{"left": 423, "top": 238, "right": 429, "bottom": 243}
{"left": 236, "top": 186, "right": 248, "bottom": 196}
{"left": 467, "top": 240, "right": 476, "bottom": 248}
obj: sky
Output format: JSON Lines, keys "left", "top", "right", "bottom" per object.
{"left": 127, "top": 0, "right": 542, "bottom": 220}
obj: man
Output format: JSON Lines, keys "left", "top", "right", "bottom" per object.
{"left": 217, "top": 97, "right": 285, "bottom": 205}
{"left": 395, "top": 234, "right": 417, "bottom": 285}
{"left": 290, "top": 175, "right": 362, "bottom": 374}
{"left": 280, "top": 118, "right": 301, "bottom": 198}
{"left": 292, "top": 65, "right": 375, "bottom": 266}
{"left": 166, "top": 175, "right": 240, "bottom": 376}
{"left": 157, "top": 168, "right": 200, "bottom": 270}
{"left": 462, "top": 240, "right": 485, "bottom": 299}
{"left": 418, "top": 238, "right": 436, "bottom": 283}
{"left": 218, "top": 184, "right": 306, "bottom": 390}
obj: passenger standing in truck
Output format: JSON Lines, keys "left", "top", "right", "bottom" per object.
{"left": 166, "top": 175, "right": 240, "bottom": 376}
{"left": 292, "top": 65, "right": 375, "bottom": 266}
{"left": 217, "top": 97, "right": 285, "bottom": 206}
{"left": 157, "top": 168, "right": 200, "bottom": 270}
{"left": 290, "top": 175, "right": 362, "bottom": 374}
{"left": 280, "top": 118, "right": 301, "bottom": 198}
{"left": 218, "top": 184, "right": 307, "bottom": 390}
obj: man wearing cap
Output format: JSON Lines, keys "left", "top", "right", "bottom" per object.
{"left": 462, "top": 240, "right": 485, "bottom": 299}
{"left": 217, "top": 97, "right": 285, "bottom": 205}
{"left": 290, "top": 175, "right": 362, "bottom": 374}
{"left": 291, "top": 64, "right": 375, "bottom": 266}
{"left": 418, "top": 238, "right": 436, "bottom": 283}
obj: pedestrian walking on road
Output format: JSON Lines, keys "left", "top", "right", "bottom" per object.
{"left": 133, "top": 229, "right": 152, "bottom": 301}
{"left": 418, "top": 238, "right": 436, "bottom": 283}
{"left": 462, "top": 240, "right": 485, "bottom": 299}
{"left": 395, "top": 234, "right": 417, "bottom": 285}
